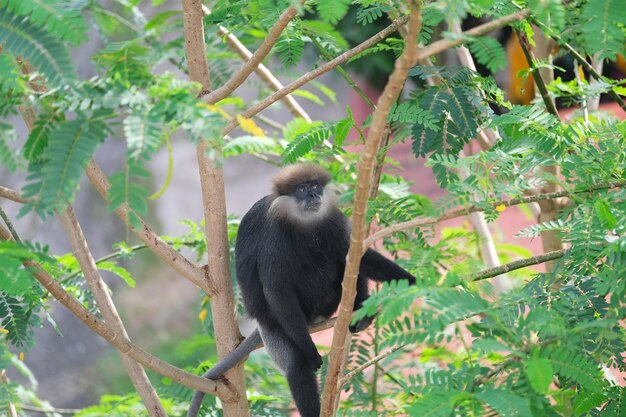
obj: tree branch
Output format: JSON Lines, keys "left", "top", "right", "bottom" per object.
{"left": 365, "top": 180, "right": 626, "bottom": 247}
{"left": 473, "top": 249, "right": 566, "bottom": 281}
{"left": 182, "top": 0, "right": 250, "bottom": 415}
{"left": 201, "top": 3, "right": 300, "bottom": 104}
{"left": 0, "top": 224, "right": 236, "bottom": 399}
{"left": 84, "top": 160, "right": 214, "bottom": 296}
{"left": 221, "top": 14, "right": 410, "bottom": 136}
{"left": 320, "top": 3, "right": 423, "bottom": 415}
{"left": 59, "top": 207, "right": 167, "bottom": 417}
{"left": 221, "top": 9, "right": 529, "bottom": 136}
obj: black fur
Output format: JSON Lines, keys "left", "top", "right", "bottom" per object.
{"left": 187, "top": 165, "right": 415, "bottom": 417}
{"left": 235, "top": 189, "right": 414, "bottom": 417}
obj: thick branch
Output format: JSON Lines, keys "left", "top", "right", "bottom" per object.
{"left": 0, "top": 224, "right": 235, "bottom": 398}
{"left": 366, "top": 180, "right": 626, "bottom": 247}
{"left": 320, "top": 4, "right": 423, "bottom": 416}
{"left": 59, "top": 208, "right": 166, "bottom": 417}
{"left": 202, "top": 4, "right": 300, "bottom": 104}
{"left": 182, "top": 0, "right": 250, "bottom": 415}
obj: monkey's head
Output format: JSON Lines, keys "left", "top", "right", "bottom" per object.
{"left": 269, "top": 164, "right": 336, "bottom": 225}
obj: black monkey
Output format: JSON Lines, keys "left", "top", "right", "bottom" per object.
{"left": 188, "top": 164, "right": 415, "bottom": 417}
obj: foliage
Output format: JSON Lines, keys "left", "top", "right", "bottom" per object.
{"left": 0, "top": 0, "right": 625, "bottom": 416}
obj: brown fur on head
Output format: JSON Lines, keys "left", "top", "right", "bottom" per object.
{"left": 269, "top": 164, "right": 336, "bottom": 225}
{"left": 272, "top": 164, "right": 331, "bottom": 196}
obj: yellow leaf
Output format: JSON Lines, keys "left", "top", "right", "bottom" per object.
{"left": 236, "top": 115, "right": 264, "bottom": 137}
{"left": 19, "top": 352, "right": 24, "bottom": 361}
{"left": 0, "top": 327, "right": 8, "bottom": 334}
{"left": 198, "top": 309, "right": 208, "bottom": 323}
{"left": 199, "top": 103, "right": 232, "bottom": 120}
{"left": 496, "top": 204, "right": 506, "bottom": 212}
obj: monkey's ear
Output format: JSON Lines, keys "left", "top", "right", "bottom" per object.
{"left": 272, "top": 164, "right": 331, "bottom": 195}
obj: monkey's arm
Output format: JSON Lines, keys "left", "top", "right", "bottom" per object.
{"left": 186, "top": 328, "right": 262, "bottom": 417}
{"left": 360, "top": 248, "right": 415, "bottom": 284}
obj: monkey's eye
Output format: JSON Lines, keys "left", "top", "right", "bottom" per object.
{"left": 297, "top": 185, "right": 307, "bottom": 194}
{"left": 311, "top": 183, "right": 320, "bottom": 190}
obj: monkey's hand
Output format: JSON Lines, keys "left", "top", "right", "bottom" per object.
{"left": 349, "top": 314, "right": 375, "bottom": 333}
{"left": 303, "top": 343, "right": 323, "bottom": 370}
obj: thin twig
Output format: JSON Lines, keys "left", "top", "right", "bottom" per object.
{"left": 366, "top": 180, "right": 626, "bottom": 247}
{"left": 338, "top": 343, "right": 408, "bottom": 386}
{"left": 515, "top": 29, "right": 559, "bottom": 116}
{"left": 473, "top": 249, "right": 566, "bottom": 281}
{"left": 17, "top": 404, "right": 80, "bottom": 416}
{"left": 1, "top": 370, "right": 18, "bottom": 417}
{"left": 0, "top": 207, "right": 20, "bottom": 241}
{"left": 202, "top": 3, "right": 301, "bottom": 104}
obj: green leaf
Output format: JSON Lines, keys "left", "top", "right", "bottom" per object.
{"left": 97, "top": 262, "right": 136, "bottom": 288}
{"left": 579, "top": 0, "right": 626, "bottom": 60}
{"left": 475, "top": 389, "right": 532, "bottom": 417}
{"left": 550, "top": 349, "right": 604, "bottom": 393}
{"left": 124, "top": 107, "right": 165, "bottom": 161}
{"left": 223, "top": 135, "right": 279, "bottom": 158}
{"left": 2, "top": 0, "right": 88, "bottom": 45}
{"left": 291, "top": 89, "right": 325, "bottom": 106}
{"left": 572, "top": 390, "right": 607, "bottom": 416}
{"left": 405, "top": 392, "right": 455, "bottom": 417}
{"left": 282, "top": 123, "right": 332, "bottom": 163}
{"left": 23, "top": 112, "right": 62, "bottom": 162}
{"left": 524, "top": 355, "right": 553, "bottom": 394}
{"left": 334, "top": 118, "right": 352, "bottom": 148}
{"left": 0, "top": 122, "right": 19, "bottom": 172}
{"left": 275, "top": 26, "right": 304, "bottom": 68}
{"left": 0, "top": 254, "right": 34, "bottom": 295}
{"left": 0, "top": 9, "right": 77, "bottom": 85}
{"left": 468, "top": 36, "right": 507, "bottom": 73}
{"left": 316, "top": 0, "right": 350, "bottom": 24}
{"left": 594, "top": 199, "right": 617, "bottom": 229}
{"left": 108, "top": 159, "right": 151, "bottom": 230}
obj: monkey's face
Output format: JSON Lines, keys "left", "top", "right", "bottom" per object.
{"left": 293, "top": 181, "right": 324, "bottom": 212}
{"left": 269, "top": 179, "right": 336, "bottom": 226}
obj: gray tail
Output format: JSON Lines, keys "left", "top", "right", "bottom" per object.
{"left": 186, "top": 328, "right": 262, "bottom": 417}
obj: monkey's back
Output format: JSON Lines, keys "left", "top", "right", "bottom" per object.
{"left": 235, "top": 195, "right": 351, "bottom": 325}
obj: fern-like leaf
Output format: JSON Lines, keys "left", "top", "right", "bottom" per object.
{"left": 356, "top": 5, "right": 389, "bottom": 25}
{"left": 108, "top": 159, "right": 151, "bottom": 230}
{"left": 405, "top": 392, "right": 455, "bottom": 417}
{"left": 316, "top": 0, "right": 350, "bottom": 24}
{"left": 275, "top": 25, "right": 304, "bottom": 68}
{"left": 2, "top": 0, "right": 88, "bottom": 46}
{"left": 0, "top": 10, "right": 77, "bottom": 85}
{"left": 223, "top": 135, "right": 280, "bottom": 158}
{"left": 474, "top": 389, "right": 533, "bottom": 417}
{"left": 579, "top": 0, "right": 626, "bottom": 60}
{"left": 23, "top": 112, "right": 62, "bottom": 162}
{"left": 0, "top": 122, "right": 19, "bottom": 172}
{"left": 549, "top": 349, "right": 604, "bottom": 393}
{"left": 468, "top": 36, "right": 507, "bottom": 73}
{"left": 282, "top": 123, "right": 333, "bottom": 163}
{"left": 123, "top": 107, "right": 164, "bottom": 161}
{"left": 0, "top": 294, "right": 36, "bottom": 348}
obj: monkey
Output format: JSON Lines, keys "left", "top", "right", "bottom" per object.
{"left": 187, "top": 164, "right": 415, "bottom": 417}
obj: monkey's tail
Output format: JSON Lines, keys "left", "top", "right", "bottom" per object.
{"left": 186, "top": 328, "right": 262, "bottom": 417}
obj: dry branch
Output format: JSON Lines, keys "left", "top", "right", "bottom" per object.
{"left": 320, "top": 3, "right": 423, "bottom": 415}
{"left": 0, "top": 224, "right": 235, "bottom": 398}
{"left": 202, "top": 3, "right": 300, "bottom": 104}
{"left": 182, "top": 0, "right": 250, "bottom": 415}
{"left": 59, "top": 208, "right": 166, "bottom": 417}
{"left": 221, "top": 9, "right": 529, "bottom": 136}
{"left": 84, "top": 160, "right": 214, "bottom": 295}
{"left": 365, "top": 180, "right": 626, "bottom": 247}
